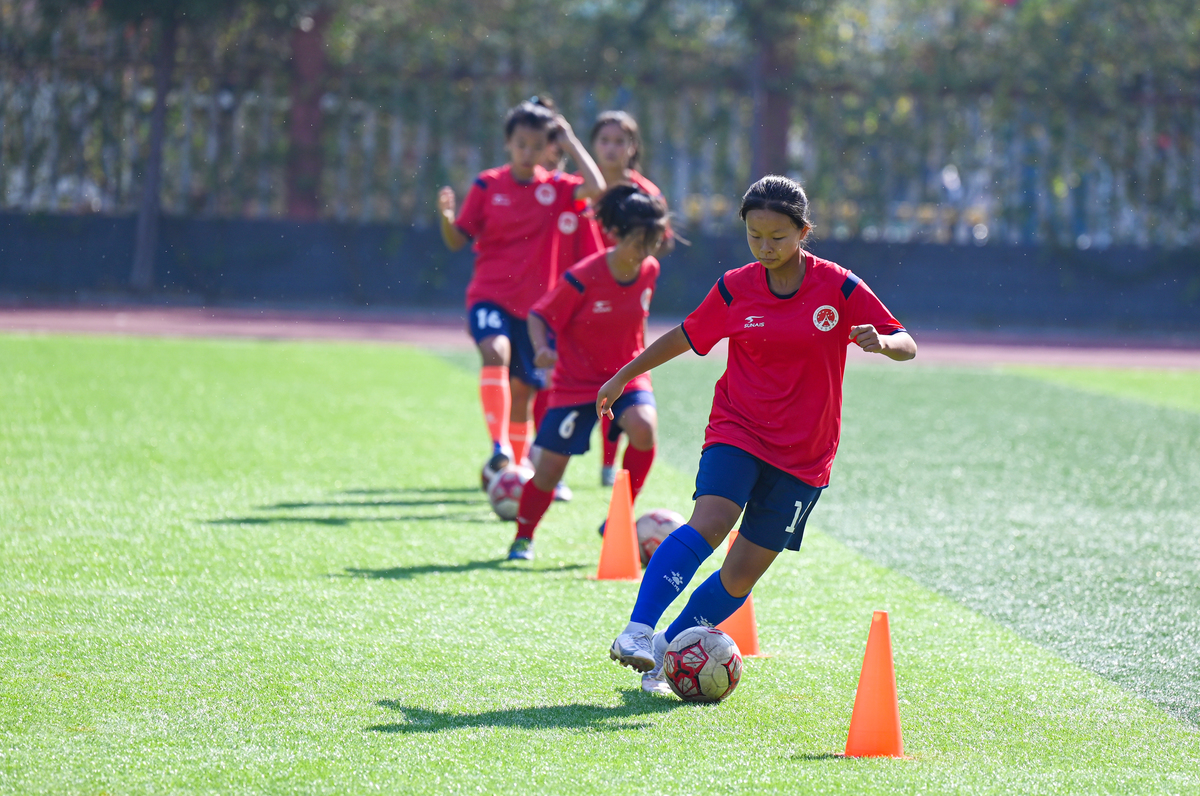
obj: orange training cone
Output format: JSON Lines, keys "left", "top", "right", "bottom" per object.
{"left": 595, "top": 469, "right": 640, "bottom": 581}
{"left": 843, "top": 610, "right": 904, "bottom": 758}
{"left": 716, "top": 531, "right": 763, "bottom": 657}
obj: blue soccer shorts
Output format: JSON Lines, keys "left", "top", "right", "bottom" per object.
{"left": 692, "top": 443, "right": 824, "bottom": 553}
{"left": 535, "top": 390, "right": 655, "bottom": 456}
{"left": 468, "top": 301, "right": 548, "bottom": 390}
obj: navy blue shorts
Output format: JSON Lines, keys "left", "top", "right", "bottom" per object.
{"left": 468, "top": 302, "right": 547, "bottom": 389}
{"left": 693, "top": 443, "right": 824, "bottom": 553}
{"left": 535, "top": 390, "right": 655, "bottom": 456}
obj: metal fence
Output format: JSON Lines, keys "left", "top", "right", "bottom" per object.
{"left": 2, "top": 50, "right": 1198, "bottom": 249}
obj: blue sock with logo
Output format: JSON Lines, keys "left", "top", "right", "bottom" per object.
{"left": 664, "top": 570, "right": 748, "bottom": 643}
{"left": 628, "top": 525, "right": 713, "bottom": 628}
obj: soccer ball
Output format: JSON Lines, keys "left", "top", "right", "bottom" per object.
{"left": 635, "top": 508, "right": 685, "bottom": 566}
{"left": 487, "top": 465, "right": 533, "bottom": 521}
{"left": 662, "top": 626, "right": 743, "bottom": 703}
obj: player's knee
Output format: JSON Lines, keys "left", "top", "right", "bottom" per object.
{"left": 478, "top": 335, "right": 511, "bottom": 365}
{"left": 621, "top": 409, "right": 657, "bottom": 450}
{"left": 532, "top": 452, "right": 568, "bottom": 490}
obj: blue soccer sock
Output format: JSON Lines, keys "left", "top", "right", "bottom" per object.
{"left": 628, "top": 525, "right": 713, "bottom": 628}
{"left": 664, "top": 569, "right": 748, "bottom": 643}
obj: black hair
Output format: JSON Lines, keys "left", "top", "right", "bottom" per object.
{"left": 739, "top": 175, "right": 813, "bottom": 234}
{"left": 530, "top": 95, "right": 561, "bottom": 143}
{"left": 503, "top": 100, "right": 555, "bottom": 140}
{"left": 594, "top": 185, "right": 668, "bottom": 250}
{"left": 590, "top": 110, "right": 642, "bottom": 171}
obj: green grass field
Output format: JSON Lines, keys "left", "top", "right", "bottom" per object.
{"left": 2, "top": 334, "right": 1198, "bottom": 794}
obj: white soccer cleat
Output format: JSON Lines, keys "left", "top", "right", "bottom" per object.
{"left": 641, "top": 631, "right": 672, "bottom": 694}
{"left": 553, "top": 481, "right": 573, "bottom": 502}
{"left": 609, "top": 628, "right": 656, "bottom": 673}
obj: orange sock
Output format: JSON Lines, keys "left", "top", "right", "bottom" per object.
{"left": 510, "top": 420, "right": 534, "bottom": 465}
{"left": 479, "top": 366, "right": 511, "bottom": 450}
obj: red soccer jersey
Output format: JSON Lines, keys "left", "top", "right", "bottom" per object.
{"left": 681, "top": 255, "right": 905, "bottom": 488}
{"left": 551, "top": 183, "right": 605, "bottom": 282}
{"left": 530, "top": 250, "right": 659, "bottom": 409}
{"left": 455, "top": 164, "right": 583, "bottom": 318}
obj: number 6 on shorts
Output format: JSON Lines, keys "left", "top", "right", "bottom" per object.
{"left": 558, "top": 410, "right": 579, "bottom": 439}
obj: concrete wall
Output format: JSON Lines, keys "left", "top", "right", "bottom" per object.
{"left": 3, "top": 212, "right": 1197, "bottom": 330}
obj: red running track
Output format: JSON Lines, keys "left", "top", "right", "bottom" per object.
{"left": 1, "top": 305, "right": 1198, "bottom": 370}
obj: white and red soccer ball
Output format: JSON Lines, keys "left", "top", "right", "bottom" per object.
{"left": 635, "top": 508, "right": 685, "bottom": 566}
{"left": 486, "top": 465, "right": 533, "bottom": 521}
{"left": 662, "top": 626, "right": 743, "bottom": 703}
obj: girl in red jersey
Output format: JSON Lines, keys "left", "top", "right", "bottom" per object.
{"left": 599, "top": 175, "right": 917, "bottom": 694}
{"left": 438, "top": 101, "right": 605, "bottom": 481}
{"left": 589, "top": 110, "right": 675, "bottom": 487}
{"left": 528, "top": 98, "right": 606, "bottom": 503}
{"left": 504, "top": 186, "right": 669, "bottom": 561}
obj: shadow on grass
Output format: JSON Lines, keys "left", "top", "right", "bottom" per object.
{"left": 790, "top": 752, "right": 846, "bottom": 762}
{"left": 208, "top": 486, "right": 494, "bottom": 528}
{"left": 367, "top": 690, "right": 687, "bottom": 734}
{"left": 208, "top": 511, "right": 495, "bottom": 526}
{"left": 262, "top": 498, "right": 483, "bottom": 509}
{"left": 341, "top": 487, "right": 481, "bottom": 496}
{"left": 341, "top": 560, "right": 588, "bottom": 579}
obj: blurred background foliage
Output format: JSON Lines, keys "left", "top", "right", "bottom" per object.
{"left": 1, "top": 0, "right": 1198, "bottom": 248}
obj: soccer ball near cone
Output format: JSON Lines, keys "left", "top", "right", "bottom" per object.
{"left": 662, "top": 626, "right": 743, "bottom": 703}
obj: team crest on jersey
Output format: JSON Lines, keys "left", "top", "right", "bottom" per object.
{"left": 535, "top": 184, "right": 557, "bottom": 206}
{"left": 592, "top": 300, "right": 613, "bottom": 313}
{"left": 557, "top": 211, "right": 578, "bottom": 234}
{"left": 641, "top": 288, "right": 653, "bottom": 312}
{"left": 491, "top": 194, "right": 512, "bottom": 206}
{"left": 813, "top": 305, "right": 839, "bottom": 331}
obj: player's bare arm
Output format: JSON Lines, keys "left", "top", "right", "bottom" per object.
{"left": 526, "top": 313, "right": 558, "bottom": 369}
{"left": 597, "top": 324, "right": 691, "bottom": 419}
{"left": 554, "top": 116, "right": 606, "bottom": 202}
{"left": 850, "top": 324, "right": 917, "bottom": 361}
{"left": 438, "top": 186, "right": 467, "bottom": 251}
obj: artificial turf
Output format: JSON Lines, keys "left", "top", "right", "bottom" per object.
{"left": 2, "top": 334, "right": 1197, "bottom": 794}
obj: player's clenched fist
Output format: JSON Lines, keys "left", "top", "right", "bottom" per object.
{"left": 850, "top": 324, "right": 884, "bottom": 353}
{"left": 437, "top": 186, "right": 456, "bottom": 219}
{"left": 534, "top": 346, "right": 558, "bottom": 369}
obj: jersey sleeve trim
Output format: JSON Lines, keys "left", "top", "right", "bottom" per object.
{"left": 840, "top": 273, "right": 862, "bottom": 299}
{"left": 563, "top": 272, "right": 585, "bottom": 293}
{"left": 680, "top": 323, "right": 701, "bottom": 355}
{"left": 473, "top": 177, "right": 487, "bottom": 190}
{"left": 717, "top": 275, "right": 733, "bottom": 306}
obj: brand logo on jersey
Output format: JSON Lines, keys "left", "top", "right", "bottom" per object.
{"left": 813, "top": 305, "right": 839, "bottom": 331}
{"left": 491, "top": 194, "right": 512, "bottom": 206}
{"left": 535, "top": 184, "right": 557, "bottom": 206}
{"left": 557, "top": 211, "right": 578, "bottom": 235}
{"left": 592, "top": 300, "right": 613, "bottom": 313}
{"left": 641, "top": 288, "right": 653, "bottom": 313}
{"left": 744, "top": 315, "right": 765, "bottom": 328}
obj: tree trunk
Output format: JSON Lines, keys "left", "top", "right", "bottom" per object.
{"left": 286, "top": 8, "right": 332, "bottom": 220}
{"left": 751, "top": 40, "right": 793, "bottom": 179}
{"left": 130, "top": 13, "right": 177, "bottom": 293}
